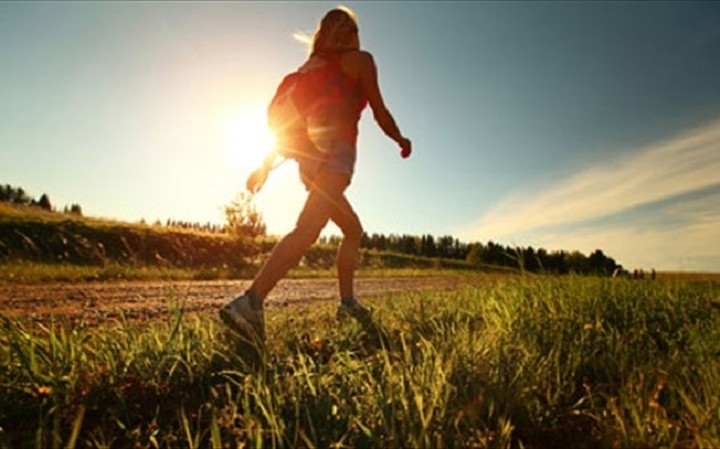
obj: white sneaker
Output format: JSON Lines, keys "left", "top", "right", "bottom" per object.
{"left": 220, "top": 292, "right": 265, "bottom": 342}
{"left": 336, "top": 297, "right": 372, "bottom": 324}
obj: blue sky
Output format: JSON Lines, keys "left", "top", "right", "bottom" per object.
{"left": 1, "top": 1, "right": 719, "bottom": 272}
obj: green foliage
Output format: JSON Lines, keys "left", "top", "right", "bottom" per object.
{"left": 1, "top": 276, "right": 718, "bottom": 448}
{"left": 224, "top": 192, "right": 266, "bottom": 239}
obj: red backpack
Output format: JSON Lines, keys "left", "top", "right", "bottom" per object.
{"left": 267, "top": 55, "right": 345, "bottom": 160}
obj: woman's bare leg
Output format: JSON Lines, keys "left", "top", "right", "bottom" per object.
{"left": 330, "top": 194, "right": 363, "bottom": 299}
{"left": 247, "top": 173, "right": 351, "bottom": 300}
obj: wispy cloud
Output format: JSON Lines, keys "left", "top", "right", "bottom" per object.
{"left": 459, "top": 119, "right": 720, "bottom": 241}
{"left": 531, "top": 190, "right": 720, "bottom": 271}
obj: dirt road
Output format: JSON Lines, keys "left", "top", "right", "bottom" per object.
{"left": 0, "top": 277, "right": 466, "bottom": 325}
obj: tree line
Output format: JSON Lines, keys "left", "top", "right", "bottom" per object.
{"left": 1, "top": 183, "right": 82, "bottom": 215}
{"left": 322, "top": 233, "right": 622, "bottom": 276}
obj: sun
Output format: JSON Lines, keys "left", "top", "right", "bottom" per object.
{"left": 222, "top": 105, "right": 276, "bottom": 174}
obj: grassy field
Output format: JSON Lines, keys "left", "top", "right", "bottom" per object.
{"left": 1, "top": 274, "right": 719, "bottom": 448}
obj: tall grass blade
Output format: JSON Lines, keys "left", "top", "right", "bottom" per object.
{"left": 66, "top": 405, "right": 86, "bottom": 449}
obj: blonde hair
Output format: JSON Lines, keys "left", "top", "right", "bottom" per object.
{"left": 296, "top": 6, "right": 358, "bottom": 56}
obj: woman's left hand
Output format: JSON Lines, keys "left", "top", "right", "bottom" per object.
{"left": 246, "top": 166, "right": 269, "bottom": 193}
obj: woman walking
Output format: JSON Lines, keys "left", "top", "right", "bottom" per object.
{"left": 220, "top": 7, "right": 412, "bottom": 342}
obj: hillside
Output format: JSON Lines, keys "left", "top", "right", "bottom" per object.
{"left": 0, "top": 203, "right": 258, "bottom": 270}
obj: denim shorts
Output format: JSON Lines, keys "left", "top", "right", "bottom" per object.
{"left": 323, "top": 139, "right": 356, "bottom": 175}
{"left": 299, "top": 139, "right": 356, "bottom": 188}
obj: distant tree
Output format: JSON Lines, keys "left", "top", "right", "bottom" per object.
{"left": 421, "top": 234, "right": 437, "bottom": 257}
{"left": 522, "top": 246, "right": 540, "bottom": 272}
{"left": 372, "top": 233, "right": 388, "bottom": 251}
{"left": 546, "top": 250, "right": 569, "bottom": 274}
{"left": 454, "top": 238, "right": 467, "bottom": 260}
{"left": 483, "top": 241, "right": 507, "bottom": 266}
{"left": 360, "top": 232, "right": 371, "bottom": 248}
{"left": 224, "top": 192, "right": 266, "bottom": 238}
{"left": 37, "top": 193, "right": 52, "bottom": 211}
{"left": 0, "top": 184, "right": 11, "bottom": 202}
{"left": 588, "top": 249, "right": 618, "bottom": 276}
{"left": 437, "top": 235, "right": 455, "bottom": 258}
{"left": 18, "top": 187, "right": 31, "bottom": 205}
{"left": 400, "top": 234, "right": 419, "bottom": 255}
{"left": 564, "top": 251, "right": 589, "bottom": 274}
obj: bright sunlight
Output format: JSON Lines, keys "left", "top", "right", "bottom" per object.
{"left": 220, "top": 104, "right": 304, "bottom": 235}
{"left": 222, "top": 105, "right": 276, "bottom": 174}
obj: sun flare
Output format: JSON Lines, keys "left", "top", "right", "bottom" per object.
{"left": 222, "top": 106, "right": 276, "bottom": 174}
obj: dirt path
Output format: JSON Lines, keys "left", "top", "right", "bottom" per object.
{"left": 0, "top": 277, "right": 466, "bottom": 325}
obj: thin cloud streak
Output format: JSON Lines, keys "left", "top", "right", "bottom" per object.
{"left": 459, "top": 119, "right": 720, "bottom": 240}
{"left": 533, "top": 206, "right": 720, "bottom": 271}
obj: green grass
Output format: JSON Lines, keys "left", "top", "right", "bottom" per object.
{"left": 1, "top": 276, "right": 719, "bottom": 448}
